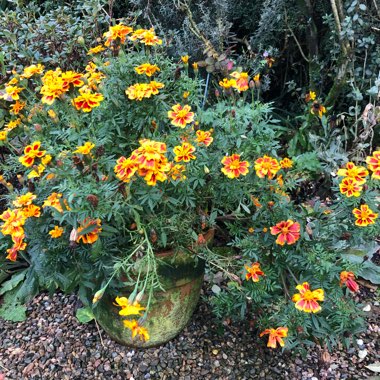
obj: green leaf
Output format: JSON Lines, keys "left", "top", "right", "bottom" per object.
{"left": 76, "top": 306, "right": 95, "bottom": 323}
{"left": 0, "top": 270, "right": 26, "bottom": 295}
{"left": 0, "top": 303, "right": 27, "bottom": 322}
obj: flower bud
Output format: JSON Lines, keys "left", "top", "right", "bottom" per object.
{"left": 204, "top": 166, "right": 210, "bottom": 174}
{"left": 215, "top": 89, "right": 220, "bottom": 98}
{"left": 87, "top": 194, "right": 99, "bottom": 208}
{"left": 92, "top": 288, "right": 105, "bottom": 304}
{"left": 69, "top": 228, "right": 78, "bottom": 242}
{"left": 77, "top": 36, "right": 85, "bottom": 45}
{"left": 135, "top": 290, "right": 145, "bottom": 303}
{"left": 34, "top": 124, "right": 42, "bottom": 132}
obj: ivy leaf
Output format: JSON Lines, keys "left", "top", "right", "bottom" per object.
{"left": 0, "top": 271, "right": 26, "bottom": 295}
{"left": 76, "top": 306, "right": 95, "bottom": 323}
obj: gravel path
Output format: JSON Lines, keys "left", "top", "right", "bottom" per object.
{"left": 0, "top": 288, "right": 379, "bottom": 380}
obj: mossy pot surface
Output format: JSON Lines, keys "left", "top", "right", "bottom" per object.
{"left": 94, "top": 250, "right": 205, "bottom": 348}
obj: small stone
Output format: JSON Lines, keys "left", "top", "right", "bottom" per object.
{"left": 212, "top": 349, "right": 218, "bottom": 355}
{"left": 358, "top": 349, "right": 368, "bottom": 360}
{"left": 356, "top": 339, "right": 364, "bottom": 346}
{"left": 362, "top": 304, "right": 371, "bottom": 312}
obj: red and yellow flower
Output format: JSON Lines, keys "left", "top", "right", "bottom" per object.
{"left": 221, "top": 154, "right": 250, "bottom": 179}
{"left": 340, "top": 271, "right": 359, "bottom": 293}
{"left": 280, "top": 157, "right": 293, "bottom": 169}
{"left": 244, "top": 262, "right": 265, "bottom": 282}
{"left": 72, "top": 92, "right": 104, "bottom": 112}
{"left": 135, "top": 63, "right": 160, "bottom": 77}
{"left": 103, "top": 24, "right": 133, "bottom": 46}
{"left": 9, "top": 100, "right": 26, "bottom": 115}
{"left": 270, "top": 220, "right": 300, "bottom": 246}
{"left": 173, "top": 142, "right": 196, "bottom": 162}
{"left": 260, "top": 327, "right": 288, "bottom": 348}
{"left": 12, "top": 192, "right": 36, "bottom": 208}
{"left": 114, "top": 156, "right": 138, "bottom": 183}
{"left": 337, "top": 162, "right": 368, "bottom": 184}
{"left": 76, "top": 218, "right": 102, "bottom": 244}
{"left": 21, "top": 64, "right": 44, "bottom": 78}
{"left": 339, "top": 177, "right": 362, "bottom": 197}
{"left": 42, "top": 193, "right": 70, "bottom": 213}
{"left": 254, "top": 155, "right": 280, "bottom": 179}
{"left": 219, "top": 78, "right": 237, "bottom": 90}
{"left": 366, "top": 151, "right": 380, "bottom": 179}
{"left": 123, "top": 319, "right": 150, "bottom": 341}
{"left": 19, "top": 141, "right": 46, "bottom": 167}
{"left": 310, "top": 101, "right": 326, "bottom": 117}
{"left": 87, "top": 45, "right": 105, "bottom": 55}
{"left": 292, "top": 282, "right": 324, "bottom": 313}
{"left": 195, "top": 130, "right": 213, "bottom": 147}
{"left": 2, "top": 85, "right": 24, "bottom": 101}
{"left": 352, "top": 204, "right": 378, "bottom": 227}
{"left": 168, "top": 104, "right": 195, "bottom": 128}
{"left": 168, "top": 163, "right": 187, "bottom": 181}
{"left": 230, "top": 71, "right": 249, "bottom": 92}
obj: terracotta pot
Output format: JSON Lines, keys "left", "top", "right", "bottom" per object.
{"left": 94, "top": 231, "right": 213, "bottom": 348}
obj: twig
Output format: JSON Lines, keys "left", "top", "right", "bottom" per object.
{"left": 287, "top": 267, "right": 299, "bottom": 284}
{"left": 0, "top": 362, "right": 9, "bottom": 372}
{"left": 280, "top": 271, "right": 291, "bottom": 299}
{"left": 284, "top": 10, "right": 309, "bottom": 63}
{"left": 94, "top": 318, "right": 105, "bottom": 348}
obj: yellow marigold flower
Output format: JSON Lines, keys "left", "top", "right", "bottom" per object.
{"left": 87, "top": 45, "right": 105, "bottom": 55}
{"left": 13, "top": 192, "right": 36, "bottom": 208}
{"left": 337, "top": 162, "right": 368, "bottom": 184}
{"left": 9, "top": 100, "right": 26, "bottom": 115}
{"left": 244, "top": 262, "right": 264, "bottom": 282}
{"left": 221, "top": 154, "right": 250, "bottom": 179}
{"left": 230, "top": 71, "right": 249, "bottom": 92}
{"left": 192, "top": 62, "right": 198, "bottom": 70}
{"left": 219, "top": 78, "right": 237, "bottom": 89}
{"left": 7, "top": 77, "right": 18, "bottom": 86}
{"left": 168, "top": 104, "right": 194, "bottom": 128}
{"left": 248, "top": 227, "right": 255, "bottom": 234}
{"left": 254, "top": 155, "right": 280, "bottom": 179}
{"left": 195, "top": 130, "right": 213, "bottom": 147}
{"left": 41, "top": 154, "right": 52, "bottom": 166}
{"left": 339, "top": 177, "right": 362, "bottom": 197}
{"left": 4, "top": 118, "right": 22, "bottom": 131}
{"left": 74, "top": 142, "right": 95, "bottom": 155}
{"left": 134, "top": 63, "right": 160, "bottom": 77}
{"left": 173, "top": 142, "right": 196, "bottom": 162}
{"left": 49, "top": 226, "right": 64, "bottom": 238}
{"left": 40, "top": 69, "right": 69, "bottom": 105}
{"left": 76, "top": 218, "right": 102, "bottom": 244}
{"left": 260, "top": 327, "right": 288, "bottom": 349}
{"left": 114, "top": 296, "right": 146, "bottom": 316}
{"left": 183, "top": 91, "right": 190, "bottom": 99}
{"left": 0, "top": 208, "right": 26, "bottom": 237}
{"left": 138, "top": 28, "right": 162, "bottom": 46}
{"left": 310, "top": 101, "right": 326, "bottom": 117}
{"left": 43, "top": 192, "right": 70, "bottom": 213}
{"left": 19, "top": 141, "right": 46, "bottom": 167}
{"left": 22, "top": 204, "right": 41, "bottom": 218}
{"left": 61, "top": 71, "right": 84, "bottom": 87}
{"left": 168, "top": 163, "right": 187, "bottom": 181}
{"left": 123, "top": 319, "right": 150, "bottom": 341}
{"left": 47, "top": 109, "right": 57, "bottom": 119}
{"left": 181, "top": 55, "right": 189, "bottom": 64}
{"left": 0, "top": 131, "right": 7, "bottom": 141}
{"left": 292, "top": 282, "right": 324, "bottom": 313}
{"left": 2, "top": 85, "right": 24, "bottom": 101}
{"left": 125, "top": 83, "right": 151, "bottom": 101}
{"left": 253, "top": 73, "right": 260, "bottom": 82}
{"left": 366, "top": 151, "right": 380, "bottom": 179}
{"left": 147, "top": 80, "right": 164, "bottom": 95}
{"left": 72, "top": 92, "right": 104, "bottom": 112}
{"left": 21, "top": 64, "right": 44, "bottom": 78}
{"left": 280, "top": 157, "right": 293, "bottom": 169}
{"left": 352, "top": 204, "right": 378, "bottom": 227}
{"left": 305, "top": 91, "right": 316, "bottom": 102}
{"left": 103, "top": 24, "right": 133, "bottom": 46}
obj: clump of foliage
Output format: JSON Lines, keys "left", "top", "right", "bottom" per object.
{"left": 0, "top": 19, "right": 379, "bottom": 351}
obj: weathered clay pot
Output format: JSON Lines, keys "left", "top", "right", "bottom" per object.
{"left": 94, "top": 248, "right": 205, "bottom": 348}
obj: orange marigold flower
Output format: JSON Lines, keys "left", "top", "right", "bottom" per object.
{"left": 125, "top": 83, "right": 152, "bottom": 101}
{"left": 9, "top": 100, "right": 26, "bottom": 115}
{"left": 114, "top": 156, "right": 138, "bottom": 182}
{"left": 366, "top": 151, "right": 380, "bottom": 179}
{"left": 292, "top": 282, "right": 324, "bottom": 313}
{"left": 62, "top": 71, "right": 84, "bottom": 87}
{"left": 248, "top": 227, "right": 255, "bottom": 233}
{"left": 310, "top": 101, "right": 326, "bottom": 117}
{"left": 173, "top": 142, "right": 196, "bottom": 162}
{"left": 76, "top": 218, "right": 102, "bottom": 244}
{"left": 103, "top": 24, "right": 133, "bottom": 46}
{"left": 244, "top": 262, "right": 265, "bottom": 282}
{"left": 87, "top": 45, "right": 105, "bottom": 55}
{"left": 49, "top": 226, "right": 64, "bottom": 238}
{"left": 219, "top": 78, "right": 237, "bottom": 89}
{"left": 339, "top": 177, "right": 362, "bottom": 197}
{"left": 114, "top": 297, "right": 146, "bottom": 316}
{"left": 6, "top": 234, "right": 26, "bottom": 262}
{"left": 254, "top": 155, "right": 280, "bottom": 179}
{"left": 195, "top": 130, "right": 213, "bottom": 147}
{"left": 270, "top": 220, "right": 300, "bottom": 246}
{"left": 168, "top": 163, "right": 187, "bottom": 181}
{"left": 168, "top": 104, "right": 195, "bottom": 128}
{"left": 305, "top": 91, "right": 316, "bottom": 102}
{"left": 221, "top": 154, "right": 250, "bottom": 179}
{"left": 22, "top": 204, "right": 41, "bottom": 218}
{"left": 251, "top": 196, "right": 262, "bottom": 208}
{"left": 42, "top": 192, "right": 70, "bottom": 213}
{"left": 260, "top": 327, "right": 288, "bottom": 348}
{"left": 192, "top": 62, "right": 198, "bottom": 71}
{"left": 230, "top": 71, "right": 249, "bottom": 92}
{"left": 147, "top": 80, "right": 164, "bottom": 95}
{"left": 337, "top": 162, "right": 368, "bottom": 184}
{"left": 134, "top": 63, "right": 160, "bottom": 77}
{"left": 340, "top": 271, "right": 359, "bottom": 293}
{"left": 74, "top": 142, "right": 95, "bottom": 155}
{"left": 123, "top": 319, "right": 150, "bottom": 341}
{"left": 280, "top": 157, "right": 293, "bottom": 169}
{"left": 139, "top": 28, "right": 162, "bottom": 46}
{"left": 13, "top": 192, "right": 36, "bottom": 208}
{"left": 0, "top": 208, "right": 26, "bottom": 237}
{"left": 19, "top": 141, "right": 46, "bottom": 167}
{"left": 21, "top": 64, "right": 44, "bottom": 78}
{"left": 352, "top": 204, "right": 378, "bottom": 227}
